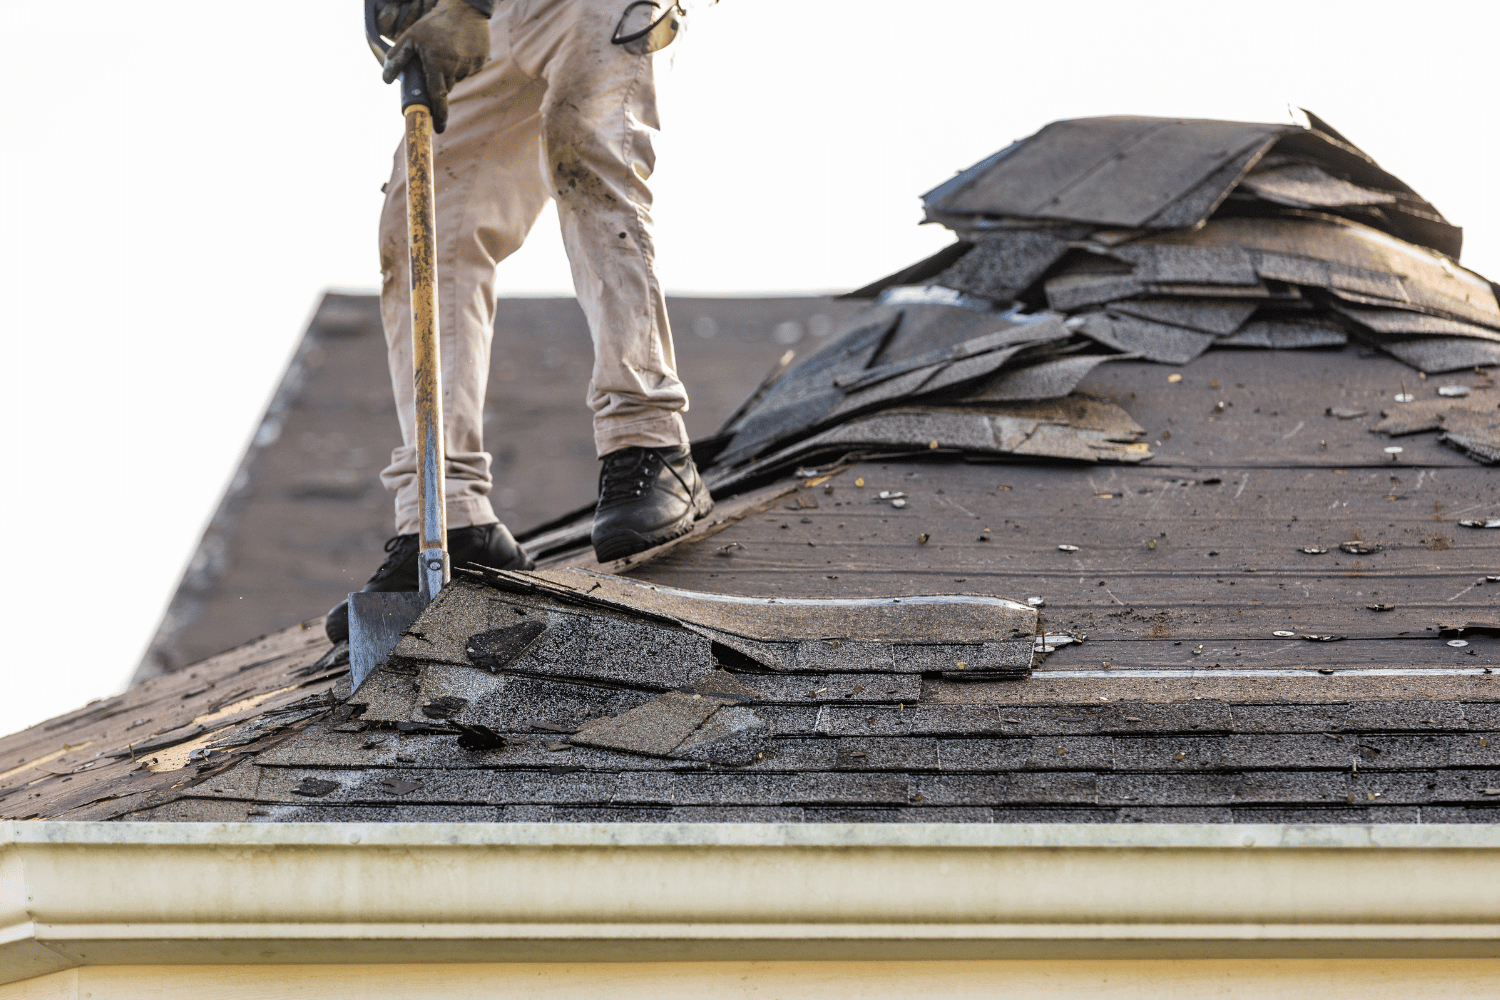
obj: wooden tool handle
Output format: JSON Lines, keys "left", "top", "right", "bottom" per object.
{"left": 405, "top": 103, "right": 450, "bottom": 601}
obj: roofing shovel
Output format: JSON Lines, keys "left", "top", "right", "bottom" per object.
{"left": 349, "top": 2, "right": 451, "bottom": 694}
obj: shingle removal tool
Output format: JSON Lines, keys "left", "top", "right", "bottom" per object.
{"left": 349, "top": 1, "right": 450, "bottom": 694}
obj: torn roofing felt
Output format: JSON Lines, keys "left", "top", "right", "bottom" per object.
{"left": 348, "top": 572, "right": 1039, "bottom": 764}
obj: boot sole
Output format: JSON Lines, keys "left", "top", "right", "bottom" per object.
{"left": 592, "top": 496, "right": 714, "bottom": 563}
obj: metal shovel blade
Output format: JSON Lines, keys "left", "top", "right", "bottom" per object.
{"left": 348, "top": 591, "right": 428, "bottom": 694}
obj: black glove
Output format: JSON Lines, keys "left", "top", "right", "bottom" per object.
{"left": 381, "top": 0, "right": 491, "bottom": 133}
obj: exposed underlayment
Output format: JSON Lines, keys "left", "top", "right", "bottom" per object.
{"left": 4, "top": 114, "right": 1497, "bottom": 825}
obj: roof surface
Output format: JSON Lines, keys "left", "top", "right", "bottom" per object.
{"left": 5, "top": 343, "right": 1496, "bottom": 824}
{"left": 5, "top": 115, "right": 1499, "bottom": 825}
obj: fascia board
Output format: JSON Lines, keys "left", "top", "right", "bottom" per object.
{"left": 5, "top": 821, "right": 1500, "bottom": 982}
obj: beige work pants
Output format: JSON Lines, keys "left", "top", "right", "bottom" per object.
{"left": 378, "top": 0, "right": 690, "bottom": 536}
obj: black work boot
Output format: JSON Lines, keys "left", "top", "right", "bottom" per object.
{"left": 325, "top": 522, "right": 533, "bottom": 643}
{"left": 591, "top": 444, "right": 714, "bottom": 562}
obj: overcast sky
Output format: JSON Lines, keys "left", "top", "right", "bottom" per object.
{"left": 2, "top": 0, "right": 1497, "bottom": 737}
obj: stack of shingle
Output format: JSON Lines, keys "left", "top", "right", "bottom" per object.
{"left": 872, "top": 112, "right": 1500, "bottom": 373}
{"left": 706, "top": 113, "right": 1500, "bottom": 480}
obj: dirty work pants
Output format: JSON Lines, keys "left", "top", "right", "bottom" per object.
{"left": 379, "top": 0, "right": 690, "bottom": 536}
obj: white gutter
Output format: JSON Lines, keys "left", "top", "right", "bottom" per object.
{"left": 4, "top": 821, "right": 1500, "bottom": 983}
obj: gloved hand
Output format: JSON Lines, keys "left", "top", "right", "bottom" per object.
{"left": 382, "top": 0, "right": 491, "bottom": 133}
{"left": 375, "top": 1, "right": 438, "bottom": 39}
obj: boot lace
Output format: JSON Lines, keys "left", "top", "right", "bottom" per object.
{"left": 598, "top": 448, "right": 663, "bottom": 503}
{"left": 367, "top": 533, "right": 418, "bottom": 584}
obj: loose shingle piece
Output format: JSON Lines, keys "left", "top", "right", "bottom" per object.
{"left": 1368, "top": 394, "right": 1500, "bottom": 463}
{"left": 1436, "top": 408, "right": 1500, "bottom": 464}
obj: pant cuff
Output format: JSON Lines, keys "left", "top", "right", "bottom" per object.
{"left": 594, "top": 412, "right": 689, "bottom": 457}
{"left": 395, "top": 496, "right": 499, "bottom": 536}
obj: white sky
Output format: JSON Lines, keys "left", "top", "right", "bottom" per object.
{"left": 2, "top": 0, "right": 1497, "bottom": 737}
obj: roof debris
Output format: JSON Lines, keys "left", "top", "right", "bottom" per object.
{"left": 1438, "top": 621, "right": 1500, "bottom": 639}
{"left": 909, "top": 120, "right": 1499, "bottom": 349}
{"left": 1370, "top": 389, "right": 1499, "bottom": 464}
{"left": 345, "top": 572, "right": 1039, "bottom": 762}
{"left": 291, "top": 777, "right": 338, "bottom": 798}
{"left": 698, "top": 114, "right": 1500, "bottom": 486}
{"left": 706, "top": 303, "right": 1151, "bottom": 477}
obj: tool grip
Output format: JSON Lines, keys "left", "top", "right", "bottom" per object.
{"left": 400, "top": 55, "right": 430, "bottom": 112}
{"left": 365, "top": 0, "right": 431, "bottom": 112}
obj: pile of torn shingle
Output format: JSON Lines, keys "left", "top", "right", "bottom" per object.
{"left": 349, "top": 569, "right": 1039, "bottom": 764}
{"left": 910, "top": 112, "right": 1500, "bottom": 373}
{"left": 705, "top": 113, "right": 1500, "bottom": 478}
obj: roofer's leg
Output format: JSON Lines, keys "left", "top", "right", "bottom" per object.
{"left": 327, "top": 8, "right": 546, "bottom": 643}
{"left": 516, "top": 0, "right": 712, "bottom": 561}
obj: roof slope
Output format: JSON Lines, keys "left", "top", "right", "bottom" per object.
{"left": 4, "top": 347, "right": 1496, "bottom": 824}
{"left": 5, "top": 115, "right": 1498, "bottom": 825}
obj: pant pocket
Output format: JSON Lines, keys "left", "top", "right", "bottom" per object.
{"left": 611, "top": 1, "right": 685, "bottom": 54}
